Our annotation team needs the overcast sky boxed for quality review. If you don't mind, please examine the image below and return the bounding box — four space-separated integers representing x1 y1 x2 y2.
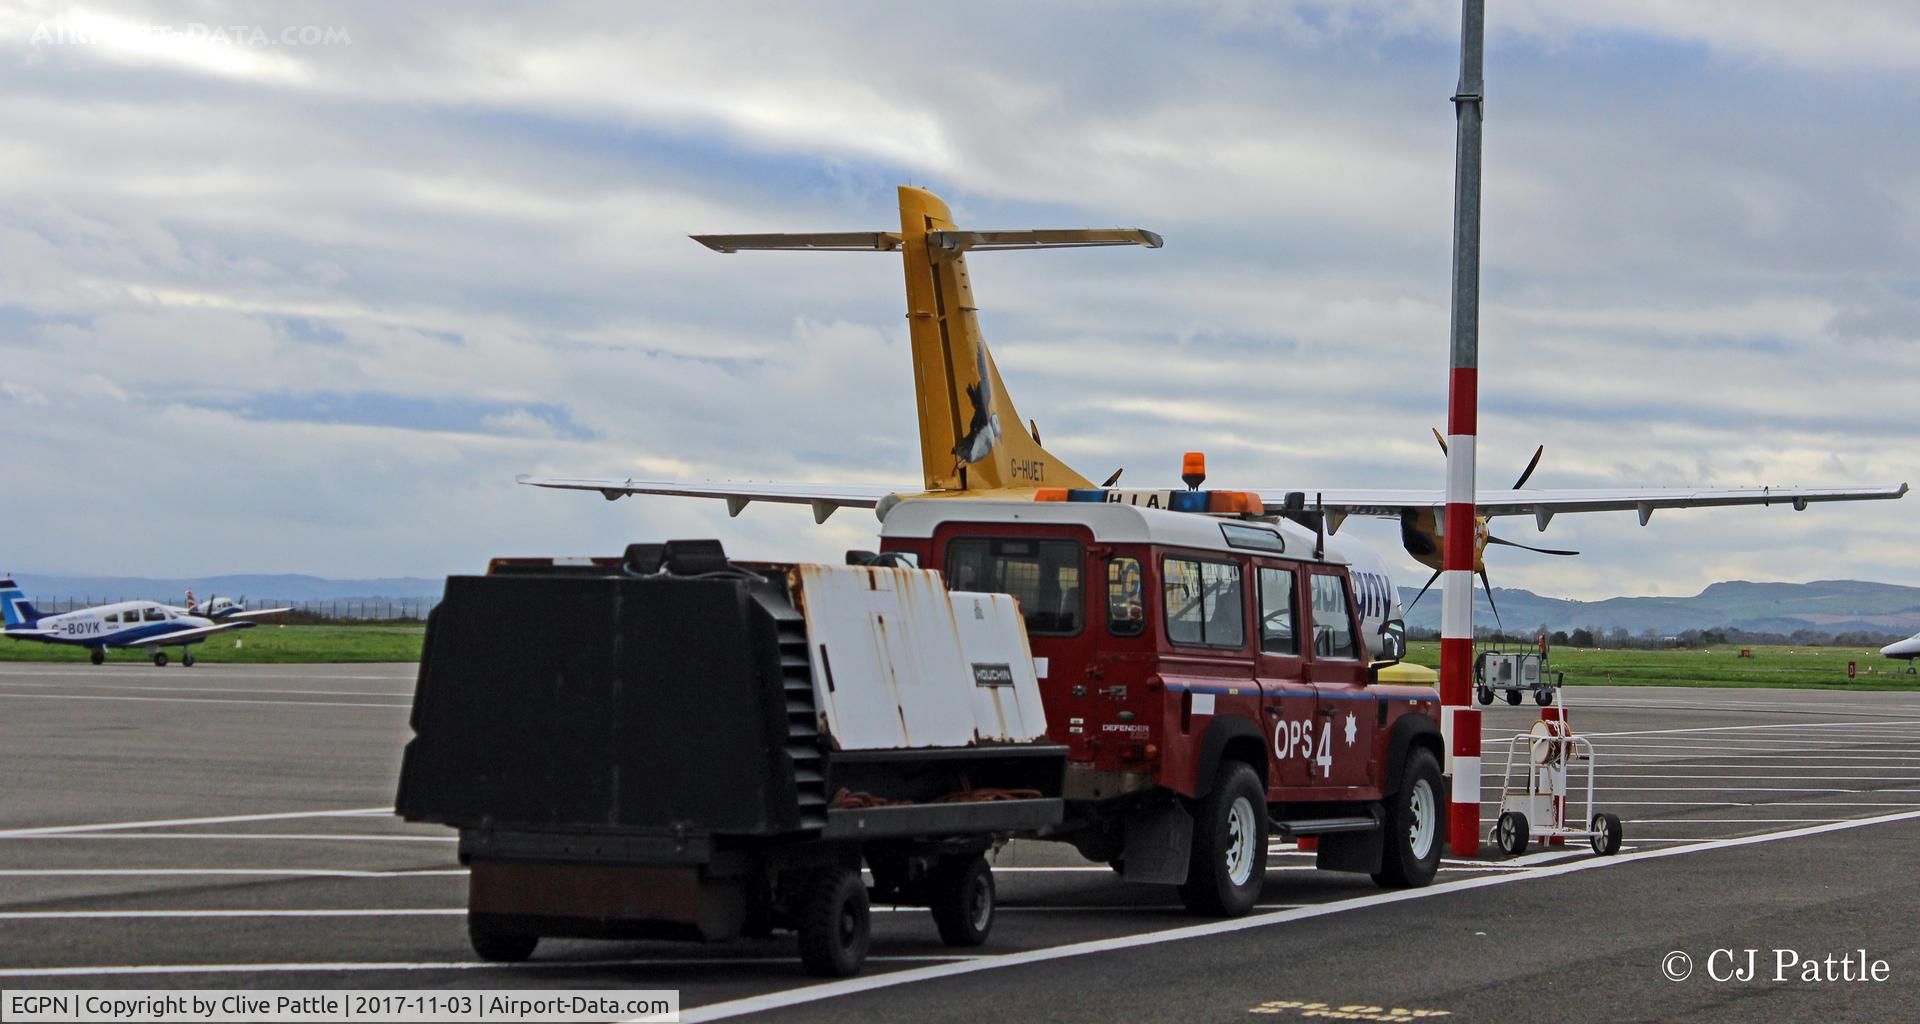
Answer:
1 1 1915 598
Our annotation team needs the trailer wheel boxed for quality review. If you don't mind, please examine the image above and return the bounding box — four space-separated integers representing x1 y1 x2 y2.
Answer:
1180 761 1267 917
796 867 870 977
1503 688 1523 706
1496 811 1529 856
1533 686 1552 706
467 915 537 963
1373 748 1443 888
1476 685 1495 706
928 854 995 947
1591 813 1623 856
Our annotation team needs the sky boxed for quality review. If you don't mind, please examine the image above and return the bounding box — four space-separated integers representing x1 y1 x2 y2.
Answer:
0 0 1915 599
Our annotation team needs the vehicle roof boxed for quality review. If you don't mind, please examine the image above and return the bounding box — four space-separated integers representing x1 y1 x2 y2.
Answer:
880 499 1347 566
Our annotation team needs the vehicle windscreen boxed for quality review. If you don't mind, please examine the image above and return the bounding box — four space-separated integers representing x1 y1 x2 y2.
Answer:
945 537 1084 635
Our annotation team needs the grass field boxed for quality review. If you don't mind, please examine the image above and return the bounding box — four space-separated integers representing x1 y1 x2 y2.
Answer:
0 624 424 664
1406 641 1920 691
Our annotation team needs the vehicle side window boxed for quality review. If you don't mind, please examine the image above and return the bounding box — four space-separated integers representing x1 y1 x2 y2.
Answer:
143 607 164 622
945 537 1083 635
1106 556 1145 637
1310 574 1358 659
1257 566 1297 656
1162 558 1244 649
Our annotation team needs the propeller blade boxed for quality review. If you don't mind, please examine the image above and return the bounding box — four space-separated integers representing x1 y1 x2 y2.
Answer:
1478 568 1503 630
1406 568 1443 611
1101 468 1124 487
1487 534 1580 556
1512 444 1545 489
1431 427 1448 455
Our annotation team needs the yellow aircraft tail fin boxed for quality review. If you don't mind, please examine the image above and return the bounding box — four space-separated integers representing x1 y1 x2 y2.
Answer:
694 186 1161 494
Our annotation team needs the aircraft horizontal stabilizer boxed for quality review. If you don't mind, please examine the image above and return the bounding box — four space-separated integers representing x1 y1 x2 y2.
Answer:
692 232 902 253
691 228 1162 256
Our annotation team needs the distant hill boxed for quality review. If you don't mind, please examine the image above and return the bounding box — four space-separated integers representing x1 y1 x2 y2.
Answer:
1400 579 1920 639
11 573 446 605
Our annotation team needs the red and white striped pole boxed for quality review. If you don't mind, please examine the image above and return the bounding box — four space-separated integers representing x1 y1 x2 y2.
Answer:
1441 0 1485 857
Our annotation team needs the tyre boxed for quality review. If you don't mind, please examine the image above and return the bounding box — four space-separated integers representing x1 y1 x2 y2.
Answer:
1496 811 1529 856
1476 685 1495 706
468 915 537 962
152 651 168 667
89 648 104 666
1503 688 1523 706
1372 748 1443 888
1533 686 1552 706
1179 761 1267 917
182 652 196 667
927 854 995 947
1591 813 1623 856
796 867 870 977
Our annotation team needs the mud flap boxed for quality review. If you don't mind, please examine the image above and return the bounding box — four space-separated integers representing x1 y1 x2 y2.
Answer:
1315 827 1384 875
1120 802 1193 885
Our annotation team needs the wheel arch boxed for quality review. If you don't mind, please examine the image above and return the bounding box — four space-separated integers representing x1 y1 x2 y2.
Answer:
1382 711 1444 796
1192 716 1269 798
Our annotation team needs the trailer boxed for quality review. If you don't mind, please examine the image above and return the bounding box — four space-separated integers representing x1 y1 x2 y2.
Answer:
395 540 1067 976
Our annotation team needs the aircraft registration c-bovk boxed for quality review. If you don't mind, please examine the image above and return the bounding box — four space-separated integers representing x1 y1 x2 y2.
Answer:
520 186 1908 614
0 577 287 666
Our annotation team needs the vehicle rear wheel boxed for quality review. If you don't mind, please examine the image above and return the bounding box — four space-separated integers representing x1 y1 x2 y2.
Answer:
1180 762 1267 917
1496 811 1530 856
1372 748 1443 888
468 914 538 962
927 854 994 947
89 648 104 666
1590 813 1623 856
151 651 168 667
796 866 870 977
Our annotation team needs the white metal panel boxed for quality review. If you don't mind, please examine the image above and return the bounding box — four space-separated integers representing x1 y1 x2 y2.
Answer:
795 565 1046 751
949 590 1049 744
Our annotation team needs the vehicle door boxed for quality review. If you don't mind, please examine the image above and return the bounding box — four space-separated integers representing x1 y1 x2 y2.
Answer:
1254 562 1317 795
1304 569 1378 793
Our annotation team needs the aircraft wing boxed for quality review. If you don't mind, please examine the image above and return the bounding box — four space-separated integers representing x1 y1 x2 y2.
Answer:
116 622 251 647
1255 484 1910 526
516 475 898 524
223 607 290 621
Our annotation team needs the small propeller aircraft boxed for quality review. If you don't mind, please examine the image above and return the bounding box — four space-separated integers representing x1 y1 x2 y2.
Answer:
520 186 1907 619
184 590 290 624
1 577 284 666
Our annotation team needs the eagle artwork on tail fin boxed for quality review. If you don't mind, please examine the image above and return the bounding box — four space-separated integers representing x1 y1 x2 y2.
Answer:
952 342 1002 468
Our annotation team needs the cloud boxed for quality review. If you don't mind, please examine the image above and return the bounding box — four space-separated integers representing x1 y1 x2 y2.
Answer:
0 2 1911 598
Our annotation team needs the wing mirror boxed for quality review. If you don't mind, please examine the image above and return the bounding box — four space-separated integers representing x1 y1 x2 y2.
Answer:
1369 619 1408 682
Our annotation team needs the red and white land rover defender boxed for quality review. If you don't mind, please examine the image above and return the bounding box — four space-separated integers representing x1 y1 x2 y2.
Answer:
878 499 1446 915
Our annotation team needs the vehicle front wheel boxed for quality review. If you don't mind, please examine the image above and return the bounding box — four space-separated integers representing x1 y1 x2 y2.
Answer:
796 866 870 977
1180 762 1267 917
182 652 195 667
89 648 104 666
1372 748 1444 888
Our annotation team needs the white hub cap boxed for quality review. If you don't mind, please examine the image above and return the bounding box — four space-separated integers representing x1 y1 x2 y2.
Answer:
1408 778 1436 860
1225 795 1258 886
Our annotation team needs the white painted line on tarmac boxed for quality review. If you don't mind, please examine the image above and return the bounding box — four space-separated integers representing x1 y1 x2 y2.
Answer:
674 809 1920 1022
0 681 412 697
0 808 391 838
0 693 408 709
0 832 453 844
0 908 465 920
0 955 985 978
1586 720 1920 738
0 868 465 878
